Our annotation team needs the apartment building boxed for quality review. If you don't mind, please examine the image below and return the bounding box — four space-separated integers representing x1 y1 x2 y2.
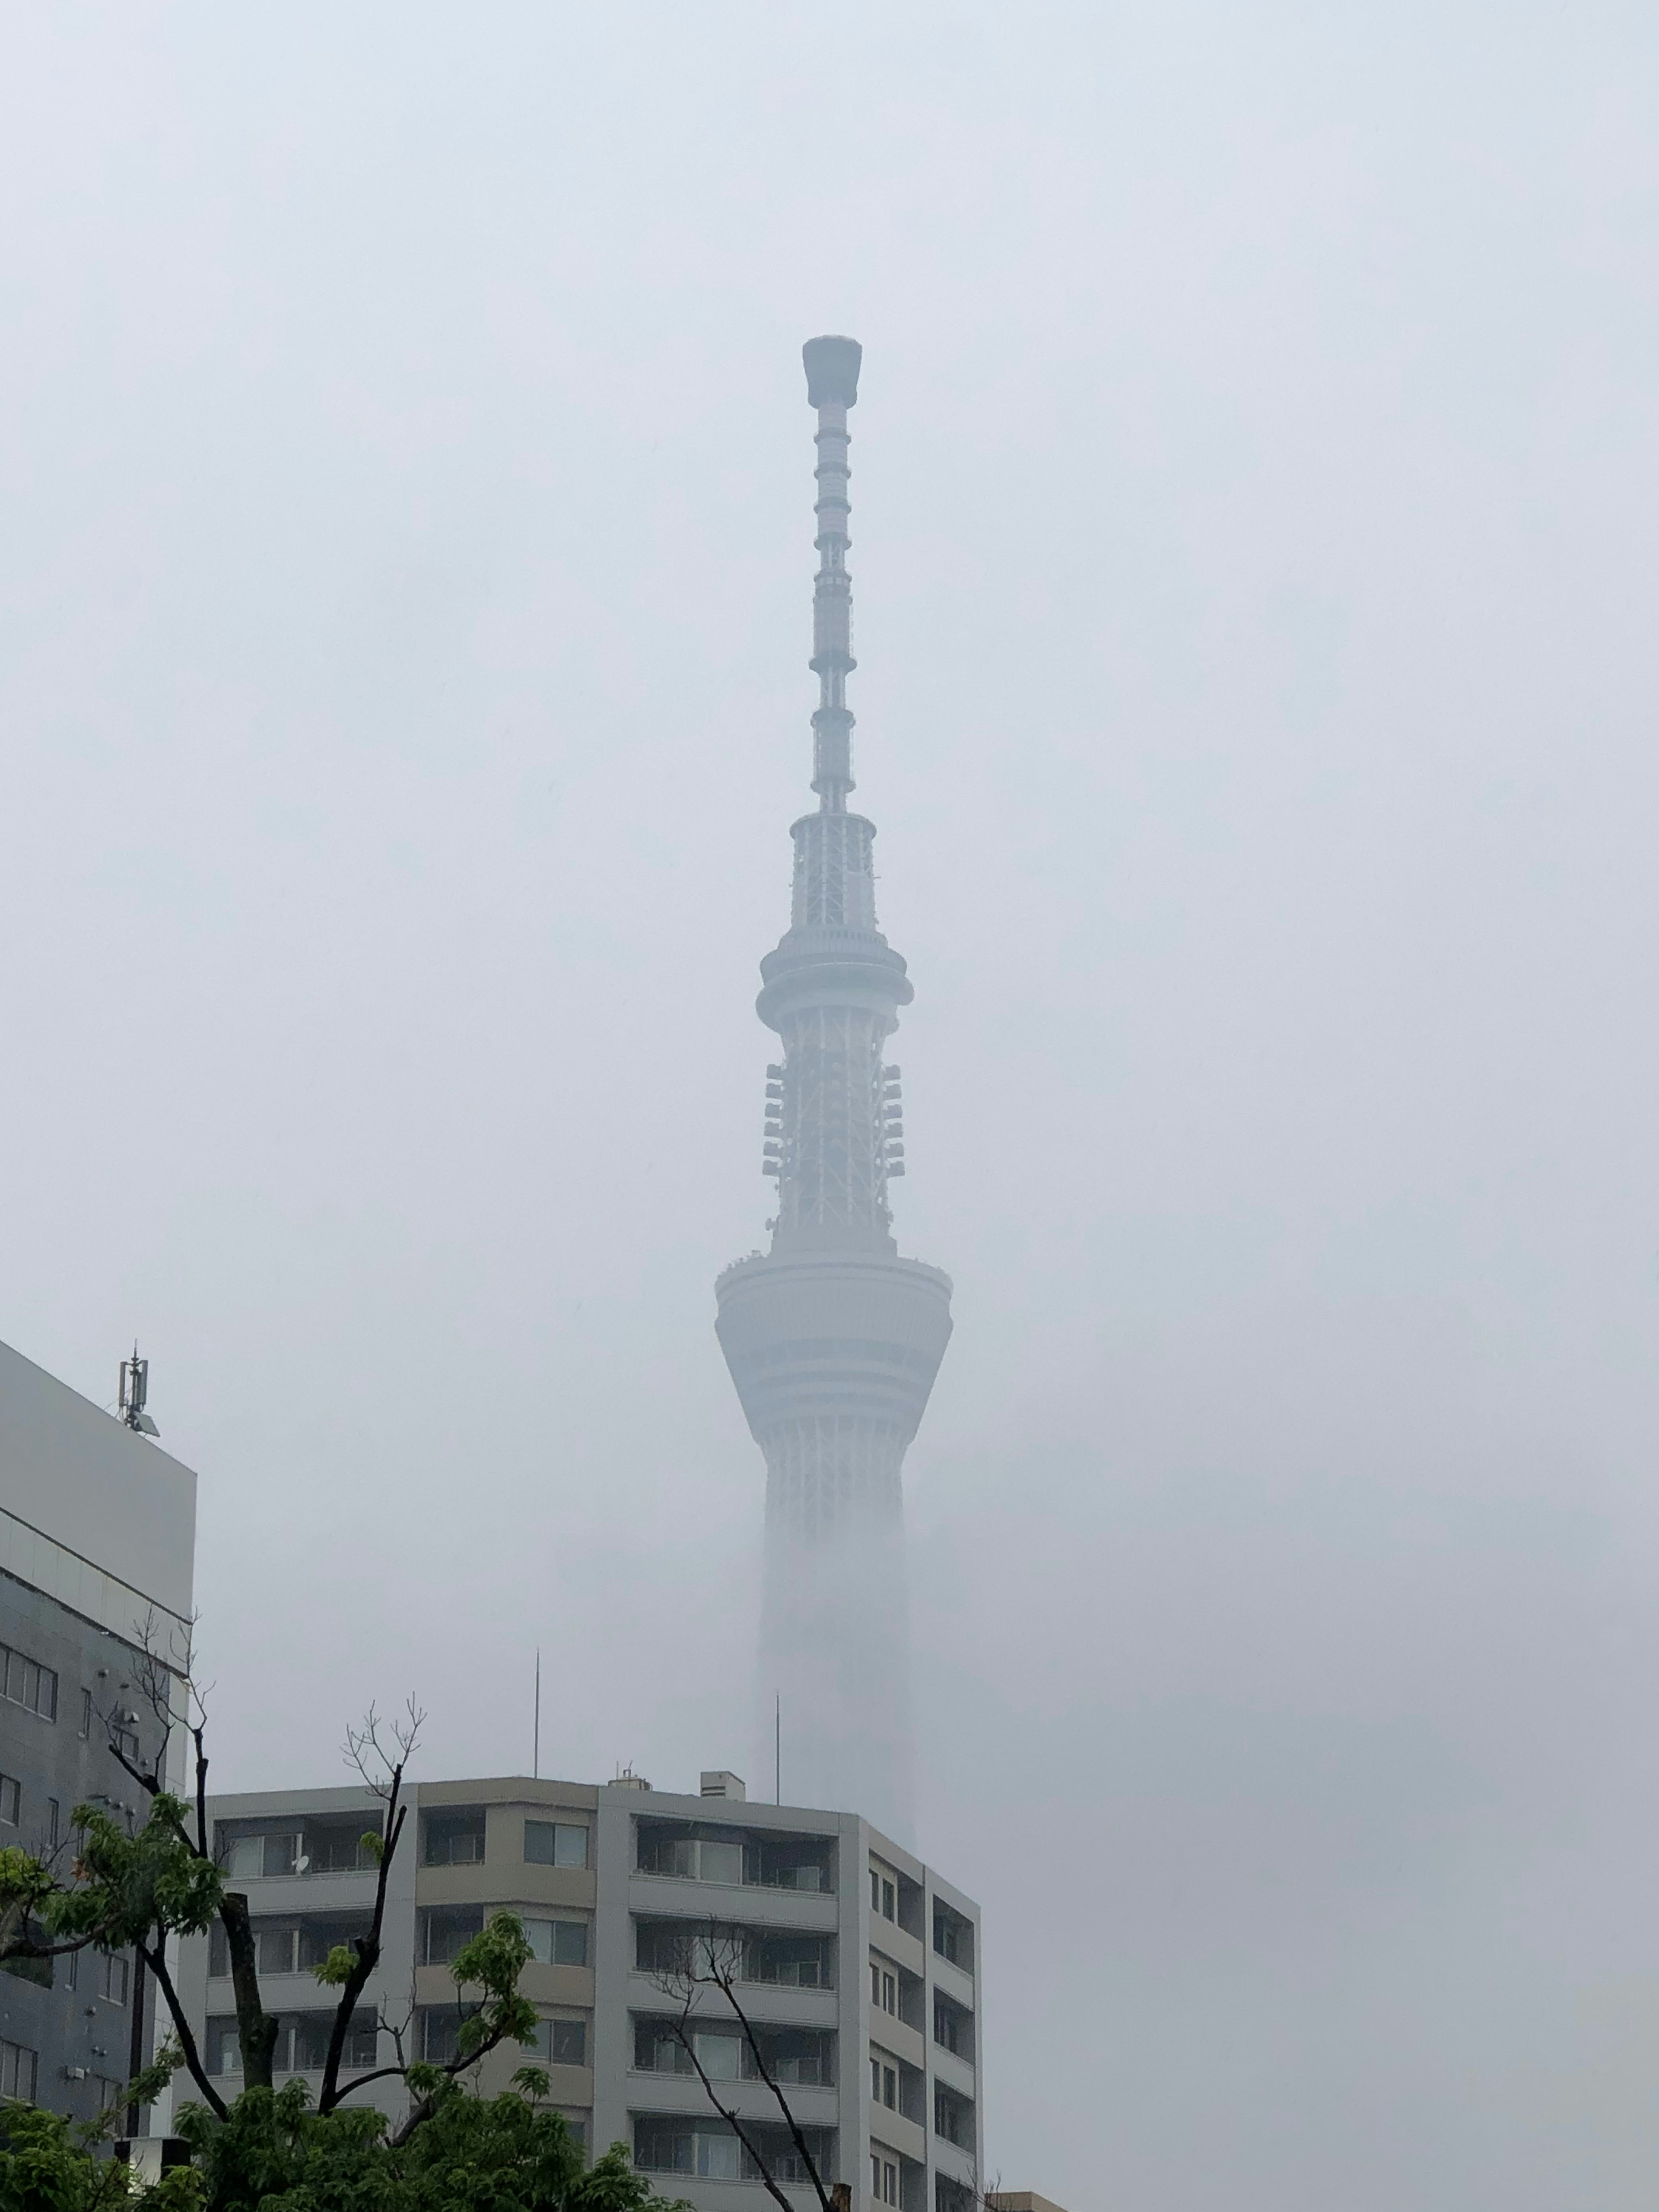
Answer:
176 1769 982 2212
0 1337 198 2123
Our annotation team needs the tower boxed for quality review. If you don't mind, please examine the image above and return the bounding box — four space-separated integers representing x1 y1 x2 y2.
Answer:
716 337 952 1843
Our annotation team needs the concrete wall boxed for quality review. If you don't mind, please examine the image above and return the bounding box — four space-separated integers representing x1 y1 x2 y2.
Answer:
0 1338 196 1623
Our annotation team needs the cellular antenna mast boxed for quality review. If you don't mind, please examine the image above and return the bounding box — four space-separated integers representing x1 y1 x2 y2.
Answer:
715 339 953 1842
118 1344 159 1439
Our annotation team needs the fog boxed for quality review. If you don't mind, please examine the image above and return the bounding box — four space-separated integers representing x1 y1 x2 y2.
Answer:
3 5 1658 2205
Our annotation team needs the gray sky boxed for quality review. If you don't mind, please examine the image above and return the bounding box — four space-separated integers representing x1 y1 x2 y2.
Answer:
3 4 1658 2204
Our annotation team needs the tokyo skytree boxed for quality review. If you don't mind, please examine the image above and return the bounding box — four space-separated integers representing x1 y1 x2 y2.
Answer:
716 337 953 1843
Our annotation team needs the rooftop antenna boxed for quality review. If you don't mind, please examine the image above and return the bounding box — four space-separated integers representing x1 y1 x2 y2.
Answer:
533 1648 541 1781
118 1344 159 1439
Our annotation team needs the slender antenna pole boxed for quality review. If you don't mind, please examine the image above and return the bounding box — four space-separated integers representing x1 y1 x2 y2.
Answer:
534 1649 541 1780
775 1693 781 1805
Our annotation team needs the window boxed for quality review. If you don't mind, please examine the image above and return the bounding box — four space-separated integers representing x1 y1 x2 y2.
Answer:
524 1820 588 1869
523 2017 587 2066
424 1809 487 1866
634 1920 832 1990
934 2086 973 2149
638 1824 830 1890
99 1951 129 2005
298 1915 372 1972
209 2011 375 2075
422 1906 484 1967
0 1776 19 1825
0 1645 57 1722
260 1926 299 1975
634 2117 741 2180
0 2037 38 2104
747 1930 832 1988
421 2008 464 2066
871 1962 896 2015
522 1915 588 1967
882 1879 896 1920
306 1821 381 1873
47 1800 59 1850
932 1904 973 1973
79 1689 92 1739
871 2156 898 2206
933 1996 973 2060
218 1830 300 1879
635 2020 830 2086
288 2012 377 2072
871 1869 880 1911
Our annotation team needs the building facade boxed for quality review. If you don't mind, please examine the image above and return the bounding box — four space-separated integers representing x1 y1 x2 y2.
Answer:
0 1337 197 2122
177 1769 982 2212
716 337 953 1846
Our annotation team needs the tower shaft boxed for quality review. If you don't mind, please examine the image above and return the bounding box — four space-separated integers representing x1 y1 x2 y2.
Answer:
716 339 952 1842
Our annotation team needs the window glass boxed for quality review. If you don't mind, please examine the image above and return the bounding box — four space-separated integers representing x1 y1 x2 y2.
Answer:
0 1776 18 1824
521 1916 589 1967
523 2016 587 2066
693 2031 740 2080
525 1820 588 1868
256 1926 297 1976
79 1689 92 1738
425 1811 486 1866
697 1838 742 1885
207 2018 242 2075
209 1926 229 1979
263 1834 299 1878
697 2131 740 2180
422 1906 484 1966
881 1879 896 1920
0 2037 38 2103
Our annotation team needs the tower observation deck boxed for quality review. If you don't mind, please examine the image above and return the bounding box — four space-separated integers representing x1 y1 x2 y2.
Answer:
716 337 952 1843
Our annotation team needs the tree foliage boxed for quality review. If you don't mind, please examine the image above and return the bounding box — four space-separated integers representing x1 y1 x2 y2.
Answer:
0 2075 691 2212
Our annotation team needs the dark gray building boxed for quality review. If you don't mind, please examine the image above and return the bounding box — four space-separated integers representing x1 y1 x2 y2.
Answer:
0 1338 197 2123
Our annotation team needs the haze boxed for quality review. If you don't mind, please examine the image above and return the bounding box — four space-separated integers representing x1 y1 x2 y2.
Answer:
3 6 1657 2207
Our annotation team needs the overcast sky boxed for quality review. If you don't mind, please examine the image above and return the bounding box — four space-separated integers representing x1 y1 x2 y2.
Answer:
4 4 1659 2205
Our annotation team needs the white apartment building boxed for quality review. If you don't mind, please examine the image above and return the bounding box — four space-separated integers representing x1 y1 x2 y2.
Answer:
176 1768 982 2212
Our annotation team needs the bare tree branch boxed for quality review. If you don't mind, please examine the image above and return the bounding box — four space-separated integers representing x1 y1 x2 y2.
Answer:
316 1703 421 2113
648 1920 833 2212
140 1936 226 2121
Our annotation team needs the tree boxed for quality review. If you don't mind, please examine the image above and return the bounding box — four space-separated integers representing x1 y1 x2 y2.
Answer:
649 1920 836 2212
0 1622 534 2137
0 2069 693 2212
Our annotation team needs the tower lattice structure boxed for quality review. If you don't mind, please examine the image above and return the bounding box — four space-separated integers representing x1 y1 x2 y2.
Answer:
716 337 952 1842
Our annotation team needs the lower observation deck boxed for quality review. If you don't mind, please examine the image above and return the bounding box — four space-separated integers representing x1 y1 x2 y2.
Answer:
715 1249 953 1445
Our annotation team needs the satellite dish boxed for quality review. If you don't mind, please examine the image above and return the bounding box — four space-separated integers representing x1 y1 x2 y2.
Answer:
294 1855 310 1875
